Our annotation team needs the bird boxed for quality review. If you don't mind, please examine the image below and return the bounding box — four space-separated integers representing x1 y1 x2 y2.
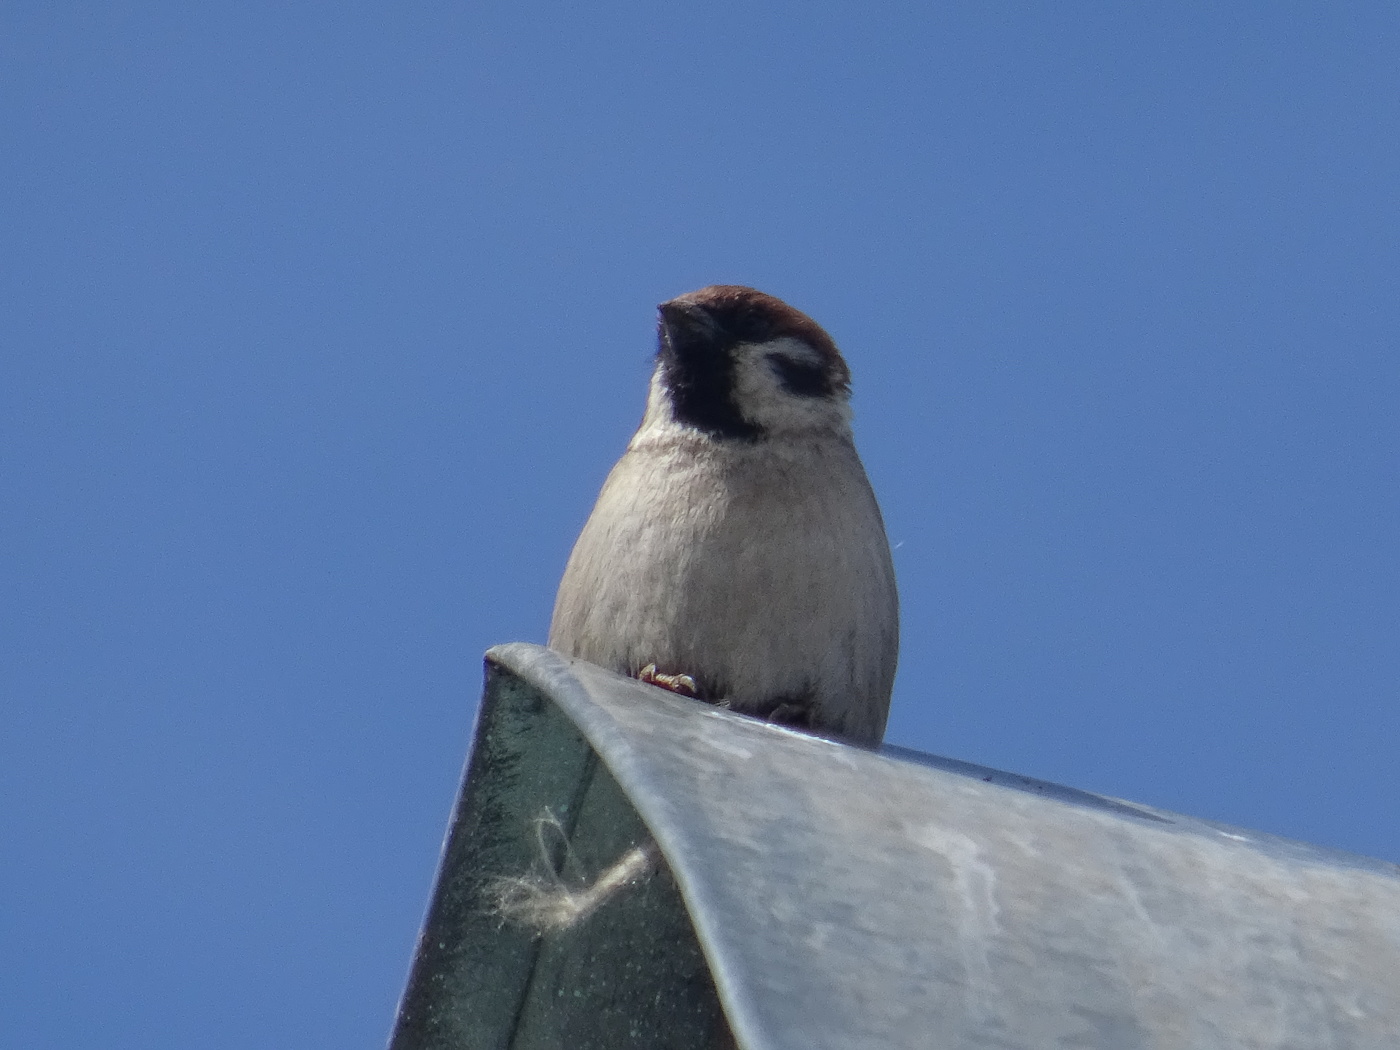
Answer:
548 285 898 746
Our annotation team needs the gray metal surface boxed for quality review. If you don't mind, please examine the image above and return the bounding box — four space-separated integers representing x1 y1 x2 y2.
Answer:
392 643 1400 1050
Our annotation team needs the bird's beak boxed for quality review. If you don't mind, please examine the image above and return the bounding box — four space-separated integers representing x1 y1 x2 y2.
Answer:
657 299 720 342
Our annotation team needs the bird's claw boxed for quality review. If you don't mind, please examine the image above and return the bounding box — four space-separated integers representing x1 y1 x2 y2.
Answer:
638 664 699 697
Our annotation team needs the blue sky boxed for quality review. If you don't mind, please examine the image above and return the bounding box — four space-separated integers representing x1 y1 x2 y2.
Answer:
3 2 1397 1046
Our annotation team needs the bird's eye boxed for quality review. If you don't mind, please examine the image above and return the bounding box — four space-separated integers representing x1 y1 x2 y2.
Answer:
767 354 830 397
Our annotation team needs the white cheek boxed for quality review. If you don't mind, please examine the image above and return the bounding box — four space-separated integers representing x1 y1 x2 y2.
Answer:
731 337 851 434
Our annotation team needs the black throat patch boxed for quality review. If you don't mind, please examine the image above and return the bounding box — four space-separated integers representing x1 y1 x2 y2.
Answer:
656 317 762 442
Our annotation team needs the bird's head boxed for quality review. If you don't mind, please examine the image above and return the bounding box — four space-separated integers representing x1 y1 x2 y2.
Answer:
647 285 853 441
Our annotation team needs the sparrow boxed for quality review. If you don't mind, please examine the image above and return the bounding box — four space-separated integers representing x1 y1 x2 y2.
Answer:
548 285 898 745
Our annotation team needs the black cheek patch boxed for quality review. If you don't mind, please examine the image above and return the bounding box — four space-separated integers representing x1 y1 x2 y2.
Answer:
768 354 832 398
658 329 763 441
667 375 762 441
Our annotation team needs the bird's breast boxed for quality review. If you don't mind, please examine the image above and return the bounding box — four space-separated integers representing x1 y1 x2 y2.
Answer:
548 433 897 742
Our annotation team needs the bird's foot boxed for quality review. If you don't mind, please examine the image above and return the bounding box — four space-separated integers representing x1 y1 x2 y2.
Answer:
766 701 813 728
638 664 699 697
